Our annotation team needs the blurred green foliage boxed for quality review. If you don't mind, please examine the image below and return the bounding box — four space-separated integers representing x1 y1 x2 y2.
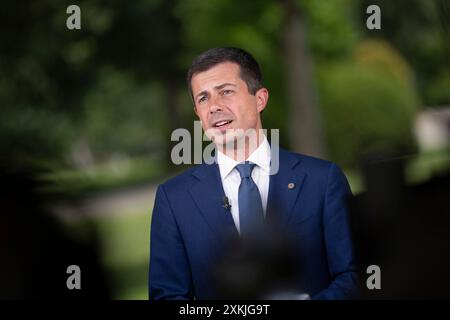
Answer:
318 39 419 168
358 0 450 106
93 210 150 299
302 0 360 58
2 0 448 175
82 67 165 157
41 155 165 197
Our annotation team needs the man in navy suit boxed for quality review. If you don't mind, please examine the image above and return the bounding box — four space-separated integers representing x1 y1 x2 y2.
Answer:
149 47 359 299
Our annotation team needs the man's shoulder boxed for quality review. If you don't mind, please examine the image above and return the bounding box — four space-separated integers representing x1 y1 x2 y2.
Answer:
279 148 337 173
280 149 350 193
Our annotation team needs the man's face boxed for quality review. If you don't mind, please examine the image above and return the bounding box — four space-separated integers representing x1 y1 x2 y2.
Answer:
191 62 268 146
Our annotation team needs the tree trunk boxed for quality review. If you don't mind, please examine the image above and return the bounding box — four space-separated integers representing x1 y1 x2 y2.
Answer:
282 0 326 158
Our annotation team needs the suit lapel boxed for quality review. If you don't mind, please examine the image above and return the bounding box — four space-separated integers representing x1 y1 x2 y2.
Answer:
266 149 306 229
188 163 239 241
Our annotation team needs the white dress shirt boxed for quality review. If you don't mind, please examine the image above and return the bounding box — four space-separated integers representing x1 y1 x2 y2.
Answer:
216 136 271 233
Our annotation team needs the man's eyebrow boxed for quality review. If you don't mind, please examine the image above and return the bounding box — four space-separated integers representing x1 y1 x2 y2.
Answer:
214 83 236 90
195 90 208 100
194 83 236 100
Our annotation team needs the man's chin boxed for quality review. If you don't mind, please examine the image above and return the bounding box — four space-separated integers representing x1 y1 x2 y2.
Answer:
205 127 229 140
210 132 236 147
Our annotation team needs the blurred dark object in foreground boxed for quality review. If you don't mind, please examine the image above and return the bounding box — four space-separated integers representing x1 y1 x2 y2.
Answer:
0 167 110 299
349 154 450 299
212 227 306 300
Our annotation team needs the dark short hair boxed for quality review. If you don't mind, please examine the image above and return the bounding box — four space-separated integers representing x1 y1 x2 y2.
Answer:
187 47 263 101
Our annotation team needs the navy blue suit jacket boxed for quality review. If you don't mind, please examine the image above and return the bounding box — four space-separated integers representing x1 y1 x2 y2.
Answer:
149 148 359 299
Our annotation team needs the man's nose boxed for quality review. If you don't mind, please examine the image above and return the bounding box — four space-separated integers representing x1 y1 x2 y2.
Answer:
209 95 223 114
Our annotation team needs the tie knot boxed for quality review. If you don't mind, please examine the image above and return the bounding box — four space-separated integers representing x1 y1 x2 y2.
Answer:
235 162 256 179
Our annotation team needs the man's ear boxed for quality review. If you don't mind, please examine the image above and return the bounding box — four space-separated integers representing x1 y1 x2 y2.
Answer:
256 88 269 113
193 105 199 117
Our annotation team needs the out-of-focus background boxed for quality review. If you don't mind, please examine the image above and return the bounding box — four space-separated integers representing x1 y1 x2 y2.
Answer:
1 0 449 299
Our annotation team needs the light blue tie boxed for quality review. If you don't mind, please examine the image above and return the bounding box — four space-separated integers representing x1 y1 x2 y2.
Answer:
235 162 264 238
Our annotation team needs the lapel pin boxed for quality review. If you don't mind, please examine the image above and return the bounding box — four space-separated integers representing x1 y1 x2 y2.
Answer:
222 196 232 210
288 182 295 189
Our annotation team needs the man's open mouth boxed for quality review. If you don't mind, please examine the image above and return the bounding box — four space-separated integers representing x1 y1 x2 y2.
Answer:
213 120 233 128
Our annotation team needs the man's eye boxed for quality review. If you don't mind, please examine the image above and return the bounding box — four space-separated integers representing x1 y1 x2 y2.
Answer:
198 96 207 104
222 90 233 95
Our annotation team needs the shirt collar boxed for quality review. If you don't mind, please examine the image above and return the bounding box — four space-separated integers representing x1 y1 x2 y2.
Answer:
217 135 271 180
247 135 271 174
